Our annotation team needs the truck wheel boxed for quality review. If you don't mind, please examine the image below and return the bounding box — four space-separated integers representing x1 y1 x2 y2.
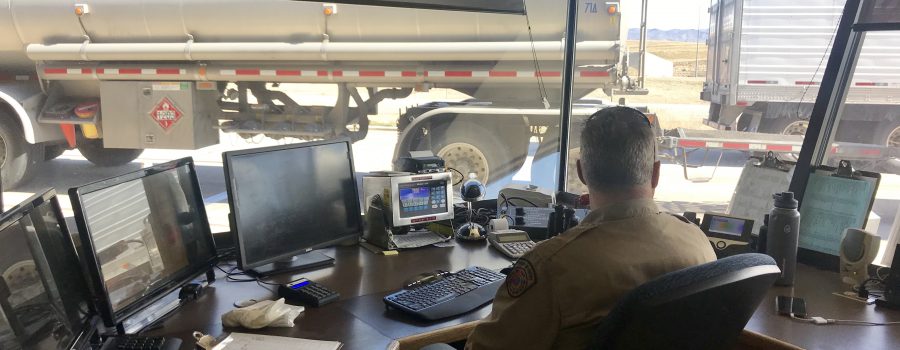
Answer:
0 118 38 189
43 144 67 160
77 137 143 167
873 120 900 148
760 118 808 137
432 123 526 187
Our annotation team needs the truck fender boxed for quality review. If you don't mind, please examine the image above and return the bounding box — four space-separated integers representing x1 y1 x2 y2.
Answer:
0 91 36 144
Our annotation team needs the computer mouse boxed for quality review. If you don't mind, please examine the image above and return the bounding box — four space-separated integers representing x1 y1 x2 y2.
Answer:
233 298 260 308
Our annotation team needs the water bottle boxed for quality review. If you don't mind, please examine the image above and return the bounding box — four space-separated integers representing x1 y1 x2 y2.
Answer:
767 192 801 286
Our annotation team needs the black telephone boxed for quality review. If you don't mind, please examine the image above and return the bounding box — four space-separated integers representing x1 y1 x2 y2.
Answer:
547 204 579 238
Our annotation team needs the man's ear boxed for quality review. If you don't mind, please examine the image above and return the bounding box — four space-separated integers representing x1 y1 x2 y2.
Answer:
651 161 661 189
577 159 587 185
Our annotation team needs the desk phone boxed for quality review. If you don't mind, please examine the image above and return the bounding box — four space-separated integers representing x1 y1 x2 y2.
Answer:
488 229 536 259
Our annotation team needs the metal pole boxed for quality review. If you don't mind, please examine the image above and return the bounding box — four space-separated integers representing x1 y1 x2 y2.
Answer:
557 0 579 193
638 0 648 88
695 5 701 77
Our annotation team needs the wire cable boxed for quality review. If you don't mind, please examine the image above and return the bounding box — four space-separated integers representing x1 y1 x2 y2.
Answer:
522 0 550 108
795 12 842 118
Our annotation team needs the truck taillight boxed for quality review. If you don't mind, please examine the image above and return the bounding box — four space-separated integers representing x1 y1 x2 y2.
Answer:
606 2 619 15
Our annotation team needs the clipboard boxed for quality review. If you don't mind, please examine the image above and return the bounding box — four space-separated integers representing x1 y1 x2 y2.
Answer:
797 160 881 267
727 152 794 228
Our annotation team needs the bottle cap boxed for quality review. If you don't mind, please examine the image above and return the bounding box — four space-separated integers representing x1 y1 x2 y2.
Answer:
773 192 798 209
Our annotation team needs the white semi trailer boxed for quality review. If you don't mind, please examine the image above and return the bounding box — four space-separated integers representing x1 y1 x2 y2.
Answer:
0 0 645 189
703 0 900 147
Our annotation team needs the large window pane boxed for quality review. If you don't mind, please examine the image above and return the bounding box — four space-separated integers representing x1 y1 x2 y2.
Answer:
2 1 566 231
566 0 826 227
820 30 900 266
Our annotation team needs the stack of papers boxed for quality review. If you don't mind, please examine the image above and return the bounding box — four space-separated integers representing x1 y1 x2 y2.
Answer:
212 332 342 350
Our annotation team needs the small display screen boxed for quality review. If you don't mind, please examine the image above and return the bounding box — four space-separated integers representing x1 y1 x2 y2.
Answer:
708 216 747 237
498 233 529 243
291 280 310 289
398 180 448 218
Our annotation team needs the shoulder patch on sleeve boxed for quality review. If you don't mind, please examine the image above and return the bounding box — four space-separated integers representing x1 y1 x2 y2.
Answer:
506 258 537 297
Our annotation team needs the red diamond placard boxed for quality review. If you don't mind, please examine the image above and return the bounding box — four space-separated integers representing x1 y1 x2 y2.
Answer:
149 97 182 131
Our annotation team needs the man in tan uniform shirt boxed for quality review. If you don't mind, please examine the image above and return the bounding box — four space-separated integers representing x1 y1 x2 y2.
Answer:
466 107 717 349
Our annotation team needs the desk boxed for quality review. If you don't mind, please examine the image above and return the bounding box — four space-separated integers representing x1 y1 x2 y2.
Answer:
745 264 900 350
146 242 513 349
146 243 900 350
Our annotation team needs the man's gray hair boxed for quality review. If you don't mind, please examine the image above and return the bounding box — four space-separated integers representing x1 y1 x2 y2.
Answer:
579 106 657 191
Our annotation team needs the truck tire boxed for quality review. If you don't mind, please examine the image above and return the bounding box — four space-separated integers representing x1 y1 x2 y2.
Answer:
873 120 900 148
759 117 808 137
43 144 66 160
0 117 38 189
77 137 143 167
432 122 527 187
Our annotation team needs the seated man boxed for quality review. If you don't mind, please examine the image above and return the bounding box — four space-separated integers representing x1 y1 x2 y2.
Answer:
466 107 716 349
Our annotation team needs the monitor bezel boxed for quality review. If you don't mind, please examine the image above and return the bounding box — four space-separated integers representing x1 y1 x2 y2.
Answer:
68 157 217 327
0 188 97 350
699 212 754 242
390 172 454 227
221 137 363 271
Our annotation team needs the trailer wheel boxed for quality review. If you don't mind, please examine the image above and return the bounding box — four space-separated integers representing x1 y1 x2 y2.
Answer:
873 120 900 148
0 117 38 189
77 137 143 167
43 144 67 160
432 123 527 187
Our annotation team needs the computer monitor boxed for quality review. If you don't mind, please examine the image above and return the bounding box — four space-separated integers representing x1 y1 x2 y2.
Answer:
0 189 95 350
69 158 217 327
222 138 362 277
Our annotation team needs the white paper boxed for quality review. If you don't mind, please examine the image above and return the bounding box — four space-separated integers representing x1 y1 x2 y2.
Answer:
212 332 342 350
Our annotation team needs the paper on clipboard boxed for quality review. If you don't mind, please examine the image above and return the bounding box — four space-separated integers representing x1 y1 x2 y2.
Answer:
798 170 877 256
212 332 342 350
727 160 792 225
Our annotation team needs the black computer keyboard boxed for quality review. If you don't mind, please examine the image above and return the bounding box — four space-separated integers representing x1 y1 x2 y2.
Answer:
384 266 506 320
99 335 182 350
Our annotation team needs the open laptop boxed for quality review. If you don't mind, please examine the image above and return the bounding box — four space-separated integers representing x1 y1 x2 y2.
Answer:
0 189 179 350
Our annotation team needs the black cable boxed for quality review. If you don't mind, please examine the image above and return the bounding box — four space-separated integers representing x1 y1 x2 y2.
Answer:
522 0 549 106
506 196 538 207
796 12 842 118
448 167 465 186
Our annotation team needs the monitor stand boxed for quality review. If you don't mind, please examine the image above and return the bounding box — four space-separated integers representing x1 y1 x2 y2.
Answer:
249 251 335 278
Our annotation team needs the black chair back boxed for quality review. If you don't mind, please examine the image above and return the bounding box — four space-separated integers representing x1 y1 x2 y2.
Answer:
591 253 780 350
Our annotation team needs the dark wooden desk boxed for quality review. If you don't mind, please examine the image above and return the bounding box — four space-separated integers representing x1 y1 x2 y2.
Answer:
148 243 900 350
147 241 513 350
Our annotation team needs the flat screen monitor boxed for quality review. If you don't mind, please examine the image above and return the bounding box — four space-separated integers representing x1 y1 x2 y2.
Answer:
69 158 217 326
0 190 94 350
222 138 362 277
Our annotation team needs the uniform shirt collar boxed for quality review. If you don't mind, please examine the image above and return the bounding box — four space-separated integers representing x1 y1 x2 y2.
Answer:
582 198 660 223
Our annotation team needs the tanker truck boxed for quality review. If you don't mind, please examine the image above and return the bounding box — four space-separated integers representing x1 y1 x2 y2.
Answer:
0 0 645 189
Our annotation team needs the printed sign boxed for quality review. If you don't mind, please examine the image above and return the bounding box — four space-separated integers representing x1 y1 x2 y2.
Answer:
149 97 183 131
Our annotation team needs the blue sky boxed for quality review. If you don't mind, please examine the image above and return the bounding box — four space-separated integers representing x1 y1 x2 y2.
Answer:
625 0 711 30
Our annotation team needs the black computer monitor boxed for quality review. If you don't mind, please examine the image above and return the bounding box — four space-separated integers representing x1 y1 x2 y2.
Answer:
0 189 95 350
222 138 362 277
69 158 217 327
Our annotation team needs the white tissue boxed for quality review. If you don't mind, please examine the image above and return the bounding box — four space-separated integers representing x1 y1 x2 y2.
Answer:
221 298 304 329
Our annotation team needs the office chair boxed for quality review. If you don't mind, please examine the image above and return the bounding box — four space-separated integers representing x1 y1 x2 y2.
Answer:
590 253 780 350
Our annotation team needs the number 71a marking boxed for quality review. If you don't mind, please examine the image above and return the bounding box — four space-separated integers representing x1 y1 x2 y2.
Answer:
585 2 598 13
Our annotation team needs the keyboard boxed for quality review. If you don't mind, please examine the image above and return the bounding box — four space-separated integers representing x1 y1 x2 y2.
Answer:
392 230 447 249
99 335 182 350
384 266 506 320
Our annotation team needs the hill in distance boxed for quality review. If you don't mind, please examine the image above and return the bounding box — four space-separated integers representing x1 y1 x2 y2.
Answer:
628 28 709 43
